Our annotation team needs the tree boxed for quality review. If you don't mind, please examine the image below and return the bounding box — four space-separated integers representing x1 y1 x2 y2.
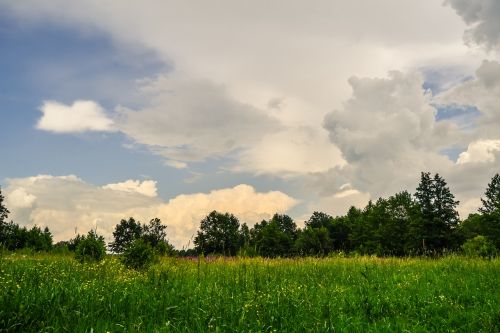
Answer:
295 227 331 256
122 238 157 270
413 172 459 253
379 191 416 256
0 186 10 249
250 214 298 257
109 217 143 253
194 211 241 255
0 186 9 225
75 230 106 263
462 235 497 258
479 174 500 214
143 218 166 247
305 212 333 229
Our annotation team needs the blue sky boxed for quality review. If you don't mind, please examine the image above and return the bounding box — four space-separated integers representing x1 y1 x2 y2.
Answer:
1 0 499 247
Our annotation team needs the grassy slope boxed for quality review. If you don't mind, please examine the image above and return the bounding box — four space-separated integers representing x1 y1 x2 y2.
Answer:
0 255 499 332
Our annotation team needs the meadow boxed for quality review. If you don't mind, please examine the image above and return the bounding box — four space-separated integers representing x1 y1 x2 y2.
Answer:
0 255 499 332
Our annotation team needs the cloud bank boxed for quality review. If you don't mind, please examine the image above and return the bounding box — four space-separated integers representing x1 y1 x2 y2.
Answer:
3 175 297 248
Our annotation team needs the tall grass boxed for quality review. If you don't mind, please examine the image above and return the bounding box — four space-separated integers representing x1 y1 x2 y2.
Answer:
0 254 499 332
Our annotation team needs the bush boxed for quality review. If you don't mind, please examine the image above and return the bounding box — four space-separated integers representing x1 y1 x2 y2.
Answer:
462 235 497 258
75 230 106 263
122 238 157 270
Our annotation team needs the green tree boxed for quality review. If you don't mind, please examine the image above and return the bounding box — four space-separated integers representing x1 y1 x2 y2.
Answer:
75 230 106 263
0 186 8 225
479 174 500 214
109 217 143 253
251 214 298 257
413 172 459 253
0 187 10 249
122 238 157 270
295 227 331 256
379 191 416 256
194 211 241 255
143 218 167 248
462 235 497 258
305 211 333 229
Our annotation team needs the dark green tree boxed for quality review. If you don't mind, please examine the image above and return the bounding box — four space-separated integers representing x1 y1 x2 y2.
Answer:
109 217 143 253
295 227 331 256
479 174 500 214
143 218 167 247
413 172 459 253
75 229 106 263
305 211 333 229
0 187 10 249
250 214 298 257
0 186 8 225
122 238 157 270
194 211 241 255
378 191 416 256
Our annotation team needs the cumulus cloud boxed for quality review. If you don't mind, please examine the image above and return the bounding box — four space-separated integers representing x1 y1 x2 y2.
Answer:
323 71 458 197
446 0 500 49
37 100 115 133
102 179 158 197
5 187 37 209
3 175 297 248
457 140 500 164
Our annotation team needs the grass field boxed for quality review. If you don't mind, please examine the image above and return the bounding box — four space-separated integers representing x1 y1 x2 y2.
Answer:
0 255 499 332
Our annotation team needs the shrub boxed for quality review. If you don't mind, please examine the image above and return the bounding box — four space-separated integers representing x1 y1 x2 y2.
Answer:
75 230 106 263
122 238 157 270
462 235 497 258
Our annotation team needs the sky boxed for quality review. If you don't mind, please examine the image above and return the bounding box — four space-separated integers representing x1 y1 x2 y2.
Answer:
1 0 500 248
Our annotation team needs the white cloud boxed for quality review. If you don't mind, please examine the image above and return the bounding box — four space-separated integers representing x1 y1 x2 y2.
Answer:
4 175 297 248
102 180 158 197
5 187 37 209
457 140 500 164
446 0 500 50
37 100 114 133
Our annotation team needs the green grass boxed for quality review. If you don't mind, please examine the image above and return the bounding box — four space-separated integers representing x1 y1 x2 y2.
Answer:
0 254 499 332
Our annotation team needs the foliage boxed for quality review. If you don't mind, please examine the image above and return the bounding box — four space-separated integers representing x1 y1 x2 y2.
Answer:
462 236 497 258
0 186 9 225
295 227 331 255
479 173 500 214
109 217 143 253
121 238 157 270
0 221 53 252
250 214 298 257
194 211 242 255
142 218 168 248
413 172 459 253
74 230 106 263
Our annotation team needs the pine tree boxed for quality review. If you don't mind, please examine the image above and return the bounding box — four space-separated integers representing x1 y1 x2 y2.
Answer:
479 174 500 214
413 172 459 253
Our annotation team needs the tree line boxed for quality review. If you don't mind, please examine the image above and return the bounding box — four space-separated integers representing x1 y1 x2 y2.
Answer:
1 172 499 258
